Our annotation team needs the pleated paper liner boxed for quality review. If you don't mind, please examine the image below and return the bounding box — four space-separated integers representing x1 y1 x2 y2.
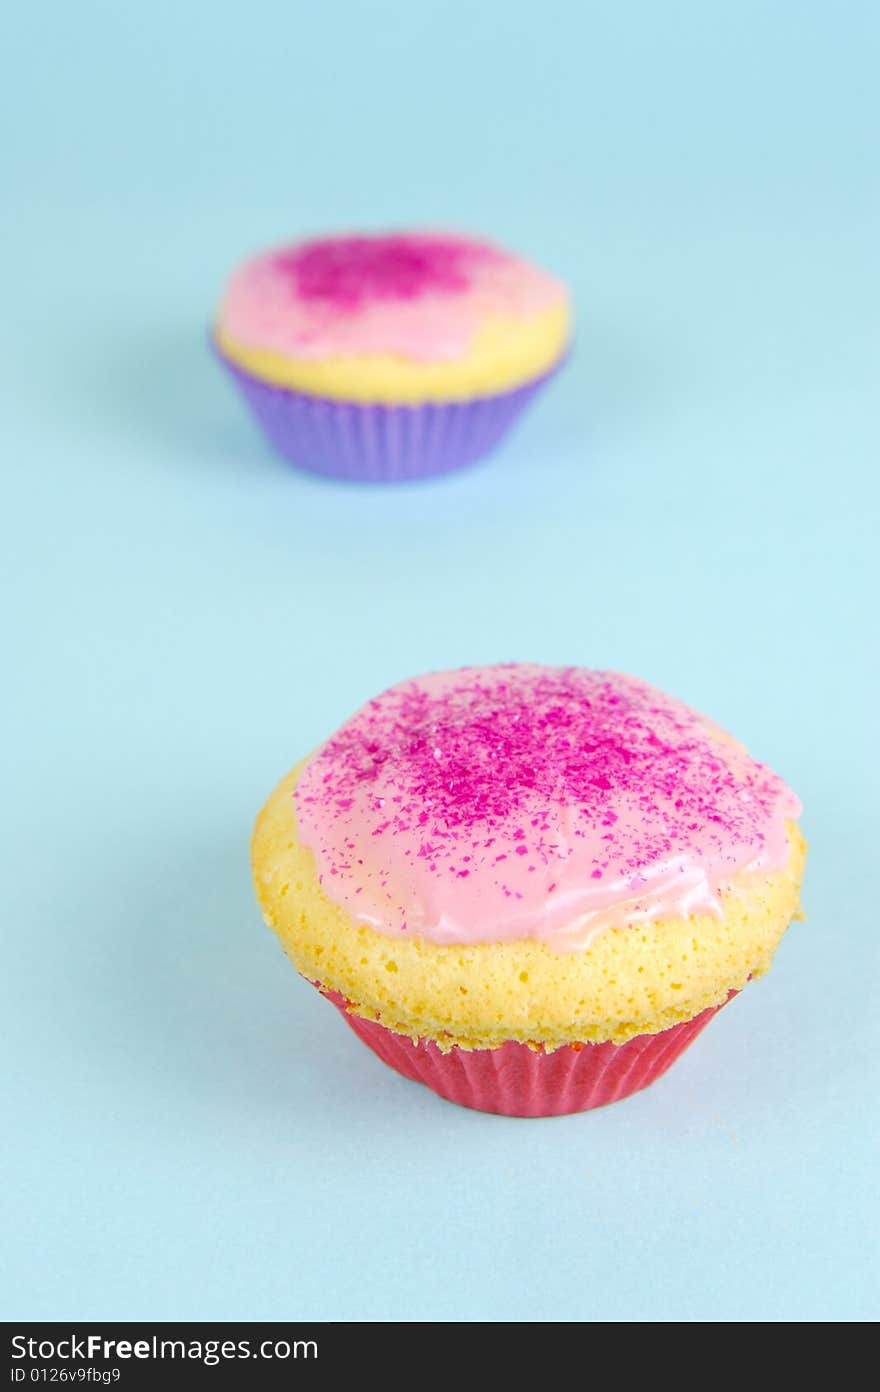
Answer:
322 987 735 1117
218 350 563 482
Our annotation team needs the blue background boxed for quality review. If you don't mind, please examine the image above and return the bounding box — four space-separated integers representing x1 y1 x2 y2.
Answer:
3 0 878 1322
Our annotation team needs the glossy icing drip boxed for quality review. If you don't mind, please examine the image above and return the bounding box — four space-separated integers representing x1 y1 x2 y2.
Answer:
294 665 801 950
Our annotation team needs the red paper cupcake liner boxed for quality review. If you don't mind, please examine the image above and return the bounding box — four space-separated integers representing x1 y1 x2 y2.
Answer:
322 988 733 1117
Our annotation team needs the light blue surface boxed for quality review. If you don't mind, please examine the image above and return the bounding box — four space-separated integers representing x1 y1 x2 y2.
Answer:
3 0 878 1323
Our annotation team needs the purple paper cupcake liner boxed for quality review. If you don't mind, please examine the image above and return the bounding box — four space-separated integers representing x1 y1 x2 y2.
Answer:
216 348 564 482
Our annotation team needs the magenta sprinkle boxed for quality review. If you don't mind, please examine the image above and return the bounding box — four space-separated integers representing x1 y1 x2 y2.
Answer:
274 234 496 310
293 665 801 950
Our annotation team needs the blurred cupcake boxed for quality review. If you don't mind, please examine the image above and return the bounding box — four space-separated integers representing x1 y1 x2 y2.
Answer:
215 231 570 481
252 665 805 1116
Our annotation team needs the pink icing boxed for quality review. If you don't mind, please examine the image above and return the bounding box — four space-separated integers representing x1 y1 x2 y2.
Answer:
293 666 801 952
218 232 567 361
279 235 486 308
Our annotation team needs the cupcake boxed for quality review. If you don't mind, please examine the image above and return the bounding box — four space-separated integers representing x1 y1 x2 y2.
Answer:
214 231 570 482
252 666 805 1116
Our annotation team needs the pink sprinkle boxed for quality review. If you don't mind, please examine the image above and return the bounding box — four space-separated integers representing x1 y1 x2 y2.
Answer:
292 664 801 949
275 233 495 310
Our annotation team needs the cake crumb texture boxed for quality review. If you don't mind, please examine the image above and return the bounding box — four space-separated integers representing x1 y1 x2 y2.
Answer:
253 764 806 1050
